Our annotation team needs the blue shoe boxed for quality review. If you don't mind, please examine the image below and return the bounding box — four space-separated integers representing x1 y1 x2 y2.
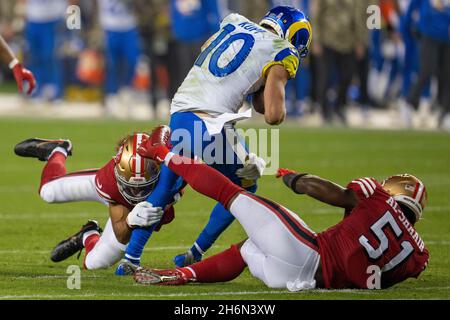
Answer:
173 250 202 268
115 259 139 276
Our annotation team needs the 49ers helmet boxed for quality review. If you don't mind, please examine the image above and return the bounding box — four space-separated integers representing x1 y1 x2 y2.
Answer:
381 174 427 223
114 132 162 205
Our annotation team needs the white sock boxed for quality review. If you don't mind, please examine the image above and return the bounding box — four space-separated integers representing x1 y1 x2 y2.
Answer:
49 147 68 159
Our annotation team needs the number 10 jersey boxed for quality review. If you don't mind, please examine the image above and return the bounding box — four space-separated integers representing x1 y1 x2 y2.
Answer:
170 13 300 116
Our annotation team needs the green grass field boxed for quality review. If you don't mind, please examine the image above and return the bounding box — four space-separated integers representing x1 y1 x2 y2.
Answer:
0 117 449 300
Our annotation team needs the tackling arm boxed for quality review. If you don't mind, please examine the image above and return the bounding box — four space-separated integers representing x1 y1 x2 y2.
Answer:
280 170 359 211
109 204 132 245
0 35 36 94
252 86 265 115
0 35 17 67
263 64 289 125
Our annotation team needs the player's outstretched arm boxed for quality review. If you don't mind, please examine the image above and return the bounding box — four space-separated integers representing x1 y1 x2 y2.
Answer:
263 65 289 125
277 169 359 210
0 35 36 95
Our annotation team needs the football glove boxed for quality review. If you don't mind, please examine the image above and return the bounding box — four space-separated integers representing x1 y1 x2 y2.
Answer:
10 59 36 95
127 202 164 228
137 136 171 164
236 153 266 180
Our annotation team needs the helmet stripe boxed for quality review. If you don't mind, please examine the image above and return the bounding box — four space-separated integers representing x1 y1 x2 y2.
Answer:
130 135 137 176
135 134 143 178
287 20 312 47
414 181 425 203
418 185 426 207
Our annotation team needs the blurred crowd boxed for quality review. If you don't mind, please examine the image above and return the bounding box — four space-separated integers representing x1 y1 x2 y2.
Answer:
0 0 449 128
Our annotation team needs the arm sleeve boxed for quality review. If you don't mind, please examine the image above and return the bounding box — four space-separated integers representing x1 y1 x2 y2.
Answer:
262 47 300 79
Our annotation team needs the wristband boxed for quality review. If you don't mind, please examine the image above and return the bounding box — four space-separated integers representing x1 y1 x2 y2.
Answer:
9 58 19 70
289 173 309 194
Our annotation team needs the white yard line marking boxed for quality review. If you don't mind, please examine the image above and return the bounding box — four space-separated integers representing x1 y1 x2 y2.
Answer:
1 287 450 300
0 291 286 300
12 275 107 280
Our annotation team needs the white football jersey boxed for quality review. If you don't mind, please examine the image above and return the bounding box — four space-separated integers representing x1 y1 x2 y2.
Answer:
26 0 67 23
171 14 300 117
98 0 137 32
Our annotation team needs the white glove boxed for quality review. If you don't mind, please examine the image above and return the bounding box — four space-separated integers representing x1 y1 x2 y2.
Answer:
127 202 164 228
236 153 267 180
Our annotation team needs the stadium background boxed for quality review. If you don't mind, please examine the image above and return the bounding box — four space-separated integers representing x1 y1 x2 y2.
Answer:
0 0 449 300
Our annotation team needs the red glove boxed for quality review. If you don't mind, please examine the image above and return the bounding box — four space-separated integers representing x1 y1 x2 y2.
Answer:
276 168 298 178
138 138 170 164
11 61 36 95
138 125 173 164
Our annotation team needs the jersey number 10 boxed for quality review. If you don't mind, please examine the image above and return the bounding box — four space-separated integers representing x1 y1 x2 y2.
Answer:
195 24 255 77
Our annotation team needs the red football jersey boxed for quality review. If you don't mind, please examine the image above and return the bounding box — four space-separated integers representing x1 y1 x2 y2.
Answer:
94 159 175 231
316 178 429 289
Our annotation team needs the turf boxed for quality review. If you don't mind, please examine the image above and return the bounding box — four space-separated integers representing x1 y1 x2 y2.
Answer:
0 117 449 300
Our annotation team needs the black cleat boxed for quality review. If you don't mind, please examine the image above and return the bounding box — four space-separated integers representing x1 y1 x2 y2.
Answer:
14 138 73 161
50 220 102 263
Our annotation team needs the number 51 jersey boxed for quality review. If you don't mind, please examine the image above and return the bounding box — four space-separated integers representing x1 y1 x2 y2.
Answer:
171 14 300 116
316 178 429 289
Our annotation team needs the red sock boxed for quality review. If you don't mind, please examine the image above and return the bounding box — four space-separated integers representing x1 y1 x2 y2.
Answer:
83 233 100 269
39 152 67 193
179 244 246 283
168 155 243 208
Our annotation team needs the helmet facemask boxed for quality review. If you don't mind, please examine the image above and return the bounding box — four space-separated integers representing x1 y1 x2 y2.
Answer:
114 164 160 205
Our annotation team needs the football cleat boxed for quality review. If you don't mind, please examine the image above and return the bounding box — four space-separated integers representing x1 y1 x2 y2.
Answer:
115 259 140 276
173 249 202 268
133 267 193 286
14 138 73 161
50 220 102 263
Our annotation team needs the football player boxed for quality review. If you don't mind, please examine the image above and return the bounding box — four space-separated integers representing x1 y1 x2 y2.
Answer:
14 126 178 270
133 140 429 290
0 35 36 95
120 6 313 274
